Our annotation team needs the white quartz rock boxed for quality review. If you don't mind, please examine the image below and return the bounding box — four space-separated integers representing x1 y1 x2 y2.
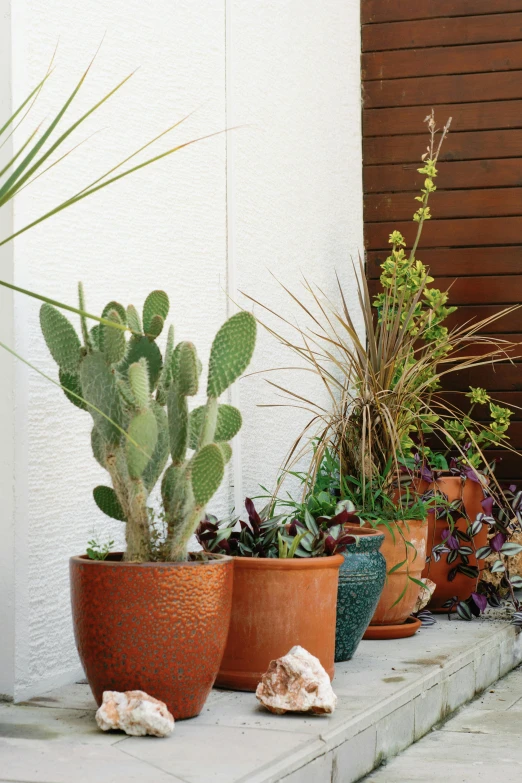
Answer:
256 645 337 715
95 690 174 737
414 578 437 613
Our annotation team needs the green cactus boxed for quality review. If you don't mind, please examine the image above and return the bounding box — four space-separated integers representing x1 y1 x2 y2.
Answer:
40 284 256 562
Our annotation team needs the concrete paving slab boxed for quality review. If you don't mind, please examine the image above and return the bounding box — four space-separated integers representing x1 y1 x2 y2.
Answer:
0 703 119 745
3 616 521 783
0 738 185 783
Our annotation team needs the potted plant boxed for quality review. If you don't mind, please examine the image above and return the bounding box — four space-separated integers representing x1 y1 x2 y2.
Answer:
245 111 520 630
39 284 256 719
196 493 356 691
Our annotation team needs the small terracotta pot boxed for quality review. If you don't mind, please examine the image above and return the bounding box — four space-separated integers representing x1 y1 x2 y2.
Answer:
366 519 428 629
215 554 343 691
422 476 486 611
70 552 233 720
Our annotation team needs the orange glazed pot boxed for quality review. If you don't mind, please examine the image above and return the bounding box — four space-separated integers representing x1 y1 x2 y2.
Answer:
215 554 343 691
422 476 486 612
366 519 428 631
70 552 233 720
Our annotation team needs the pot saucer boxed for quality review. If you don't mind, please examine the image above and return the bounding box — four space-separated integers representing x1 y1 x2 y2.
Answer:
362 615 421 640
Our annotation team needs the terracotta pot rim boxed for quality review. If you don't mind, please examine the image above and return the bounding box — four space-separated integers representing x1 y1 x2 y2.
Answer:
344 525 383 538
228 553 344 569
70 552 233 568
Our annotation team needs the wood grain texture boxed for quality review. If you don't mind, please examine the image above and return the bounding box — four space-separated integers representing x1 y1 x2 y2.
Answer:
365 189 522 222
364 102 522 137
365 216 522 249
364 131 522 165
363 41 522 81
364 70 522 109
364 159 522 193
361 0 522 25
367 247 522 278
367 273 522 304
362 13 522 52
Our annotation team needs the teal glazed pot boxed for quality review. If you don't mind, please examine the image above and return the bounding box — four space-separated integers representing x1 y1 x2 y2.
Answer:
335 526 386 662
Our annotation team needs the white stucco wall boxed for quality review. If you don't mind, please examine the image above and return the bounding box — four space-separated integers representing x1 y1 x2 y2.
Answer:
1 0 363 700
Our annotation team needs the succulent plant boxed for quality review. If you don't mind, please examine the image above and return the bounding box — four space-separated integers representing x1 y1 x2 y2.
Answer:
196 497 357 559
40 283 256 562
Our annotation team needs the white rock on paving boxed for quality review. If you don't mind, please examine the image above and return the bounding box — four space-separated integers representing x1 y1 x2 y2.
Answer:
414 578 437 612
96 690 174 737
256 645 337 715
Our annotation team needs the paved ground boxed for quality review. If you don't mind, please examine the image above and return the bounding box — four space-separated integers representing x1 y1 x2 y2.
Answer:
0 618 520 782
364 664 522 783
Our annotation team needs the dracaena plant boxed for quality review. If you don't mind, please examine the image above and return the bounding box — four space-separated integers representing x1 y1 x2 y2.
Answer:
40 284 256 562
196 496 356 559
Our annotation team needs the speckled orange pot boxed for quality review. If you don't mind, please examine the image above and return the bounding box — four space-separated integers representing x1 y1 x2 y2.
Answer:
70 553 233 720
215 554 343 691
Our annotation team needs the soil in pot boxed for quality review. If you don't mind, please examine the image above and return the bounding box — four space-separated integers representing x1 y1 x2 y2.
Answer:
215 553 343 691
422 476 486 612
363 518 428 637
335 526 386 662
70 552 233 720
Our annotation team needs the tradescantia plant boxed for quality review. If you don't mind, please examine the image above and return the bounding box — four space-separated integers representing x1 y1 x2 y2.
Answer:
196 496 356 558
40 284 256 562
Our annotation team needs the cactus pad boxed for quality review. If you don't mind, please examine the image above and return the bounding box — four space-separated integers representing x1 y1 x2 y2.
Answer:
217 442 232 464
40 304 82 374
167 384 189 464
126 304 142 335
80 352 123 442
59 368 86 410
128 359 150 410
188 403 242 449
102 309 127 365
142 403 169 491
176 342 199 396
143 290 169 334
191 443 225 506
119 336 163 389
126 408 159 478
207 311 256 398
102 300 127 325
93 485 126 521
146 314 165 341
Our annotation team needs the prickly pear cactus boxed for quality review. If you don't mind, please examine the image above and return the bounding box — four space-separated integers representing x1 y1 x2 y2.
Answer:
40 284 256 562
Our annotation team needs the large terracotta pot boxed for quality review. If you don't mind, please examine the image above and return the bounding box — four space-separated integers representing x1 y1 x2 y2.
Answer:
335 526 386 662
215 554 343 691
70 552 233 720
366 519 428 629
422 476 486 611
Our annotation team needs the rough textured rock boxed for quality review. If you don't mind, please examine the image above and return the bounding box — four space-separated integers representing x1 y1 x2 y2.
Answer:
256 646 337 715
483 531 522 591
414 578 437 612
95 690 174 737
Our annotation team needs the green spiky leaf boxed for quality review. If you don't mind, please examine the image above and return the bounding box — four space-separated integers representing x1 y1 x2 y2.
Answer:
102 309 127 365
167 383 188 464
188 404 242 449
40 303 82 373
191 443 225 506
207 311 256 398
142 403 170 491
89 324 101 349
157 325 175 405
126 304 142 335
93 485 126 521
80 352 123 442
118 336 162 390
128 358 150 409
101 300 127 325
143 290 169 334
59 368 86 410
126 408 158 478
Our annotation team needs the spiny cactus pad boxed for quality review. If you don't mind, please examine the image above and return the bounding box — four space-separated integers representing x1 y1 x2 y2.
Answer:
40 304 82 374
126 304 142 335
188 403 242 449
143 290 169 335
175 342 199 396
207 311 256 398
167 383 189 464
126 408 158 478
80 352 123 443
128 359 150 410
59 368 86 410
93 485 126 521
102 310 127 365
142 403 169 491
119 336 163 390
191 443 225 506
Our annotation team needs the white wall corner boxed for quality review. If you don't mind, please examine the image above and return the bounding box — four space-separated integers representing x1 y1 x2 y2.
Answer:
0 0 16 700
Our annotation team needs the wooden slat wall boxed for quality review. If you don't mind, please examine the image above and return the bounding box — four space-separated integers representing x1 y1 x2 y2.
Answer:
362 0 522 482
